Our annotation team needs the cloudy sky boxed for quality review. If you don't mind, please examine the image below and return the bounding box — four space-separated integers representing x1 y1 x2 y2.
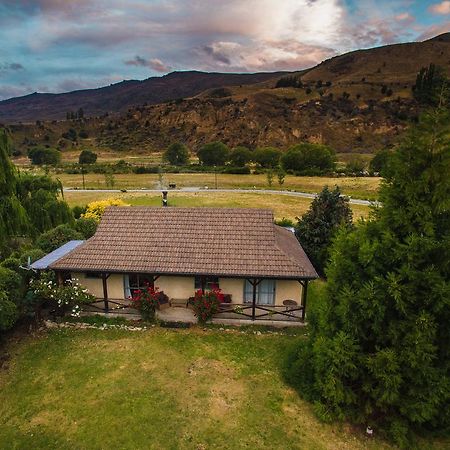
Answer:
0 0 449 100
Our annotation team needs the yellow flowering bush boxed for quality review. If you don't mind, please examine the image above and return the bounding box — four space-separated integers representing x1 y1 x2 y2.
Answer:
82 198 129 222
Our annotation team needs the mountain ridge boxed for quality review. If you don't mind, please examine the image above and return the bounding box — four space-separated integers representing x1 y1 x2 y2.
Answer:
0 71 289 123
4 33 450 154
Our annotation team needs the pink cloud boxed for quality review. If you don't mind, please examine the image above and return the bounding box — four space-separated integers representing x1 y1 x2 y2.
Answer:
124 56 171 72
395 12 415 24
429 1 450 15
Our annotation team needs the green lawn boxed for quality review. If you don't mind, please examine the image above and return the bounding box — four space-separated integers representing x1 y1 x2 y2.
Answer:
0 326 400 450
64 191 371 220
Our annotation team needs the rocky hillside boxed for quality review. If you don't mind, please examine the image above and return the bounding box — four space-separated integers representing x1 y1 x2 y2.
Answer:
5 33 450 154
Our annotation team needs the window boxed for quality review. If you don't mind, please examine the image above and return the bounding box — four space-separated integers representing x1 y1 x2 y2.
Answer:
194 276 219 291
244 279 276 305
85 272 101 279
124 273 155 298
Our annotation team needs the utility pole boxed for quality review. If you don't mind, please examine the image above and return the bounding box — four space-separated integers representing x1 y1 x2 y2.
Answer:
214 165 218 189
81 164 86 190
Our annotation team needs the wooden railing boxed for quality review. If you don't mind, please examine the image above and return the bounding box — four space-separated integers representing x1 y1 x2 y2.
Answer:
215 303 304 321
83 298 138 315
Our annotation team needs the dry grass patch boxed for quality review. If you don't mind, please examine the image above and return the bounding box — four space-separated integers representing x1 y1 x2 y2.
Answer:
55 172 380 200
64 191 371 220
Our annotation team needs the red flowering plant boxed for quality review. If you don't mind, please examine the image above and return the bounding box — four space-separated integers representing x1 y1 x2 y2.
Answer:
192 287 224 324
130 284 160 321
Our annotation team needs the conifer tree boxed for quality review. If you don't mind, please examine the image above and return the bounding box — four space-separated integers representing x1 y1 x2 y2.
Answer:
286 107 450 446
295 186 352 276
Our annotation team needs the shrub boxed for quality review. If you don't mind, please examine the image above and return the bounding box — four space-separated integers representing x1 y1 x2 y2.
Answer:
72 205 87 219
130 285 162 321
197 141 229 166
81 198 129 222
275 76 302 88
192 288 224 324
30 275 95 317
163 142 190 166
254 147 282 168
228 146 252 167
0 267 22 305
345 155 366 173
281 143 336 174
275 217 294 227
222 166 250 174
78 150 97 164
27 147 61 166
37 224 84 253
0 291 18 332
132 166 160 174
74 217 98 239
62 128 77 141
0 257 21 272
369 149 392 175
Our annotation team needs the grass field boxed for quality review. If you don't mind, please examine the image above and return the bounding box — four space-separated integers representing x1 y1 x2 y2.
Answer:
0 326 405 450
55 173 381 200
64 191 371 220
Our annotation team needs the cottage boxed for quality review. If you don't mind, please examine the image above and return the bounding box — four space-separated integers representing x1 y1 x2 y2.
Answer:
35 207 318 322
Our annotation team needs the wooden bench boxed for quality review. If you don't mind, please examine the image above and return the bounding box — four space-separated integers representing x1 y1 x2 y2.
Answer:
170 298 189 308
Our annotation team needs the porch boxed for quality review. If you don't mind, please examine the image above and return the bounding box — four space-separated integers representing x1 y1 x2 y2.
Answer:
80 291 307 327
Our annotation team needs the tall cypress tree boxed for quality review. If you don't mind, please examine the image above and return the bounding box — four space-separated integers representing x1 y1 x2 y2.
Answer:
286 107 450 446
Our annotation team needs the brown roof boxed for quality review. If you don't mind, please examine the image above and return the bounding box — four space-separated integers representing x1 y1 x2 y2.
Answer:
51 207 318 279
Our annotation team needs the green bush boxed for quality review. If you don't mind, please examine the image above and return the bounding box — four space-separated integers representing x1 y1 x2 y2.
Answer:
37 224 83 253
345 155 366 173
281 143 336 174
222 166 250 174
0 257 21 272
0 291 18 332
72 205 87 219
78 150 97 164
197 141 229 166
0 267 22 305
27 147 61 166
74 217 98 239
163 142 190 166
132 166 160 174
369 149 392 175
229 146 252 167
254 147 282 168
19 249 45 269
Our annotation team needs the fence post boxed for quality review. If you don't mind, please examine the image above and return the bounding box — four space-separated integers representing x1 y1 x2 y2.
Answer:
301 280 308 321
102 273 109 312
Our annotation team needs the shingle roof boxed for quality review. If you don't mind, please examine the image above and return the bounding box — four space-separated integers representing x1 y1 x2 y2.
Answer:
50 207 318 279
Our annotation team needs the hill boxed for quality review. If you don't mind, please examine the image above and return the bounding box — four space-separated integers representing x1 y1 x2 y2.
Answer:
4 34 450 154
0 71 286 124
